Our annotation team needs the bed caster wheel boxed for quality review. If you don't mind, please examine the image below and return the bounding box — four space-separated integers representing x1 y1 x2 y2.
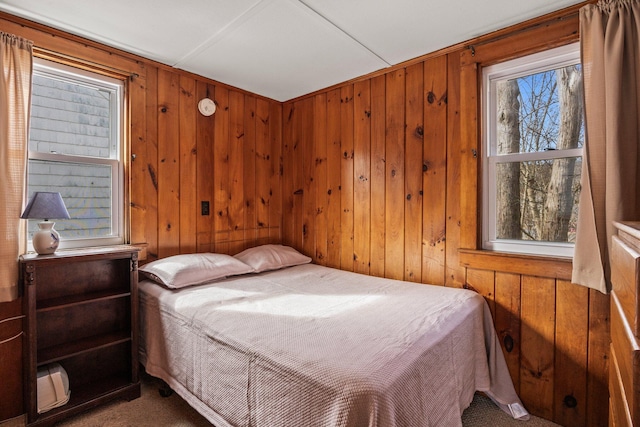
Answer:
158 381 173 397
159 388 173 398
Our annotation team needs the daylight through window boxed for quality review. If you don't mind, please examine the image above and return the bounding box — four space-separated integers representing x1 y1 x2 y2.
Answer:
26 58 125 249
482 43 583 257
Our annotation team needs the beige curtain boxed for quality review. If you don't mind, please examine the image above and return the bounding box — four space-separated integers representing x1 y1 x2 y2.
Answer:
0 32 32 302
572 0 640 294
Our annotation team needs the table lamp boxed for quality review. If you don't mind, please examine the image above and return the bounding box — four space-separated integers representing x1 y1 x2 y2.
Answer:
20 192 70 255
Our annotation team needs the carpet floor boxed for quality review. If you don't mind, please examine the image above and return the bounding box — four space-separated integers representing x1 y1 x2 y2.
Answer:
3 373 562 426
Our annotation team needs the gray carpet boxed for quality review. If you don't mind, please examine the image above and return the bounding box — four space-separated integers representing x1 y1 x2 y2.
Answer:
2 374 561 427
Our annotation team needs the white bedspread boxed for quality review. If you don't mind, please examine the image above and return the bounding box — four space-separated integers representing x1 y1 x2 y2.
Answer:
139 263 528 427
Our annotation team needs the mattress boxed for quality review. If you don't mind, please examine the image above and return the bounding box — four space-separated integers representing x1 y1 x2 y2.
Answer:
139 263 528 427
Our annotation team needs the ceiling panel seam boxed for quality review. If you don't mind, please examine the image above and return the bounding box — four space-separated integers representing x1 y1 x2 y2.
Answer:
296 0 392 67
172 0 272 68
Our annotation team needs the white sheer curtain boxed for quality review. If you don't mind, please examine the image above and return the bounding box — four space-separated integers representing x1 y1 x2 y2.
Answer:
572 0 640 293
0 32 33 301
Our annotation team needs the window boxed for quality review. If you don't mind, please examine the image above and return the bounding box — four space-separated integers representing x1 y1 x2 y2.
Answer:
482 43 584 257
26 58 125 249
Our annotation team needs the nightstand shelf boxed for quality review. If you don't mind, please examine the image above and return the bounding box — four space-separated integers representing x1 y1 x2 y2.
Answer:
38 330 132 365
25 375 139 427
21 245 141 427
36 289 131 312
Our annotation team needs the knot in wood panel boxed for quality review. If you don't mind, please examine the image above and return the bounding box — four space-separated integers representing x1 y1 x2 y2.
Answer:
563 395 578 408
503 334 514 353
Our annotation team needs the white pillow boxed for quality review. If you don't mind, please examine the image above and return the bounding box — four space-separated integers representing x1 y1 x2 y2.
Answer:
234 244 311 273
139 253 254 289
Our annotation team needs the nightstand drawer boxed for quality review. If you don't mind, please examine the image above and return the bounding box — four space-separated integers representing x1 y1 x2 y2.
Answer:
611 235 640 338
611 292 640 426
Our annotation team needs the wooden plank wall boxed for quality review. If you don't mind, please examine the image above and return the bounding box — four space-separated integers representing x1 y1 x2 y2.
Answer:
280 5 609 426
133 69 283 262
283 56 449 283
460 252 610 427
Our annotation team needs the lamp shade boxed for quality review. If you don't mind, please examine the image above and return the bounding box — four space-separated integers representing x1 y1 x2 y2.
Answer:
20 192 70 220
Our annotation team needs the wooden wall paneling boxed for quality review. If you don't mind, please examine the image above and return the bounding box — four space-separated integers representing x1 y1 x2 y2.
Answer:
586 288 611 427
228 90 246 254
461 252 608 426
353 80 371 275
554 280 589 427
445 53 464 287
213 87 231 253
268 102 282 244
326 89 342 268
0 14 146 81
253 98 268 244
143 68 159 261
340 86 355 271
244 95 258 248
494 272 521 393
291 99 308 251
370 75 386 278
157 69 181 258
195 82 215 253
422 55 448 286
129 72 148 257
520 275 556 420
178 75 197 254
404 62 424 282
282 102 296 247
460 250 573 280
288 100 303 250
459 11 581 68
384 69 406 280
314 93 329 264
465 268 496 318
458 60 479 251
302 97 316 257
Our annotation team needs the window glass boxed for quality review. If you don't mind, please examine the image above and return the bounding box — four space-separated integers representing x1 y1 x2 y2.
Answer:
483 43 583 257
26 59 124 249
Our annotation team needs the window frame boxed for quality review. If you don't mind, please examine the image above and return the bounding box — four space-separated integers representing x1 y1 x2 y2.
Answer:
27 57 126 251
482 42 582 258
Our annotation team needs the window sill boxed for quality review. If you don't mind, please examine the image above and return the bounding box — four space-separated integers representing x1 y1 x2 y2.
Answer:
458 249 572 281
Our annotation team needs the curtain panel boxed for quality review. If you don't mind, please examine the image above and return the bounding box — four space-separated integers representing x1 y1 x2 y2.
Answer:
0 32 32 302
572 0 640 293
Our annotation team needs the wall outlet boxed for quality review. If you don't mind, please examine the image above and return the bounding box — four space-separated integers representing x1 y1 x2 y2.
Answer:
201 201 210 216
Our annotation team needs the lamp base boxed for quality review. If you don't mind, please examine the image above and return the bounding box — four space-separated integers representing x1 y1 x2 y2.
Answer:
33 221 61 255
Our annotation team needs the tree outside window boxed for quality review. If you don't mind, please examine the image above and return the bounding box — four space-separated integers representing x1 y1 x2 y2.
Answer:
483 43 583 257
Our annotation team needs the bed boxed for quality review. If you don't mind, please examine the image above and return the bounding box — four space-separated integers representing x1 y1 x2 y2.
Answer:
138 245 529 427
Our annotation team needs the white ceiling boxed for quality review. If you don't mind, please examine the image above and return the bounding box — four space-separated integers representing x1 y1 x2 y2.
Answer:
0 0 584 101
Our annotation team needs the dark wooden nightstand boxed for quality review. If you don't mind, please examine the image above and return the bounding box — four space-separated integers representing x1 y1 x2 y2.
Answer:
20 245 141 426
